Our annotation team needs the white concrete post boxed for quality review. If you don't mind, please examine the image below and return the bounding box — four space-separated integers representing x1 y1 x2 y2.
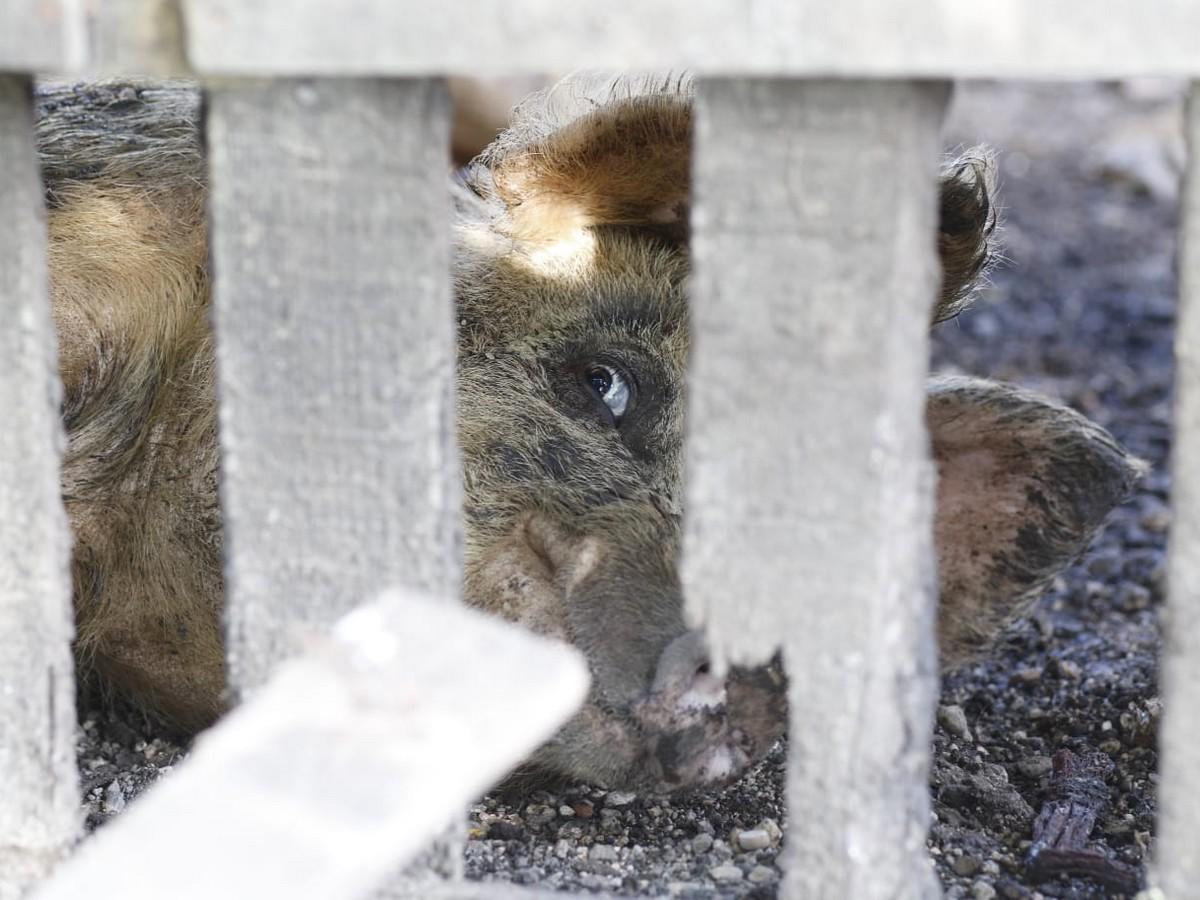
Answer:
204 78 460 693
30 590 589 900
684 79 946 899
92 0 189 75
0 76 80 899
1159 83 1200 897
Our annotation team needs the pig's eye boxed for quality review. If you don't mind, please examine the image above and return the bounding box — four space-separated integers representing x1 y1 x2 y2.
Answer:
585 364 631 425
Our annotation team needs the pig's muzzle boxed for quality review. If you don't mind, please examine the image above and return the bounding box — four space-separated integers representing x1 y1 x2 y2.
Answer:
631 631 787 791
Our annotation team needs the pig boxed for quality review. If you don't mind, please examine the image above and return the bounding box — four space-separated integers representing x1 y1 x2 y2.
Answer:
37 76 1143 793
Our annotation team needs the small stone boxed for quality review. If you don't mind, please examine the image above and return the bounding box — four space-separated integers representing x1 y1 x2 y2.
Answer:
555 838 571 859
709 864 744 883
938 704 973 741
691 832 714 854
1013 666 1043 685
972 881 997 900
572 799 595 818
733 828 771 852
758 817 783 845
1117 583 1152 612
559 805 576 817
1017 755 1053 779
102 780 126 815
1055 659 1083 680
1140 506 1171 534
486 821 524 841
606 790 636 807
953 854 982 876
748 865 777 884
589 843 619 863
524 804 555 827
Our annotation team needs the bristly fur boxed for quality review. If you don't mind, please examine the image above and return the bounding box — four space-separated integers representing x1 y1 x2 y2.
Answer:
935 149 1000 323
470 73 1000 324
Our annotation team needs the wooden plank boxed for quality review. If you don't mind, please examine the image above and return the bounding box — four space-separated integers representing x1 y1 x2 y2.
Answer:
181 0 1200 78
684 79 944 899
205 78 460 694
1158 83 1200 897
0 1 85 73
31 591 589 900
0 76 80 899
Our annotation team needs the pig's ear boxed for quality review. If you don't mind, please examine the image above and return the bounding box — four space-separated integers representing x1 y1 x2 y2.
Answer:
468 76 693 244
934 152 998 324
928 376 1146 666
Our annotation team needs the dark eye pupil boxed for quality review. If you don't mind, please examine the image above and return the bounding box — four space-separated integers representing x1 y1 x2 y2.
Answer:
587 368 612 397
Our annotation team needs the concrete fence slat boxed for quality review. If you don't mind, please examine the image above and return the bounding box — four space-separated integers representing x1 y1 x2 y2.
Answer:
91 0 189 75
0 1 86 73
205 78 460 694
179 0 1200 78
1159 83 1200 896
684 78 944 899
0 76 80 899
30 590 590 900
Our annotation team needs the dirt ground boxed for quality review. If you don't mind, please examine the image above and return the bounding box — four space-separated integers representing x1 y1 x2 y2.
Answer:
76 80 1183 898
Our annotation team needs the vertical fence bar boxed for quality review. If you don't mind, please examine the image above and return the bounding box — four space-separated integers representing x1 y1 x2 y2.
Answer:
93 0 189 75
204 78 460 694
684 79 946 899
0 76 80 899
1160 84 1200 897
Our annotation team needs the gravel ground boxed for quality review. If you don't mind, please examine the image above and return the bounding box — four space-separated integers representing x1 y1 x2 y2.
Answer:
76 80 1183 898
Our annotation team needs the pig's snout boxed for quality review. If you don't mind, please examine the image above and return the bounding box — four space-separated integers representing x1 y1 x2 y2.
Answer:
651 630 726 713
632 632 785 792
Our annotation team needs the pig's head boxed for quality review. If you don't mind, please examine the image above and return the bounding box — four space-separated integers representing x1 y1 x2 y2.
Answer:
452 77 1143 793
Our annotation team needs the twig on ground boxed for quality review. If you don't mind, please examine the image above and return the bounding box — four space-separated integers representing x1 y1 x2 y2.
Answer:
1025 748 1141 896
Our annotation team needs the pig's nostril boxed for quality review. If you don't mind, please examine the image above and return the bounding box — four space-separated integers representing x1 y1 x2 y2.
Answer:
696 661 711 677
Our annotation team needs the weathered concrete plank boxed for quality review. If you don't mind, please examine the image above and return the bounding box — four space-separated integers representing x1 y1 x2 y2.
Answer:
684 79 944 899
31 590 589 900
181 0 1200 78
92 0 189 75
0 76 80 899
205 78 460 693
1158 83 1200 897
0 1 86 73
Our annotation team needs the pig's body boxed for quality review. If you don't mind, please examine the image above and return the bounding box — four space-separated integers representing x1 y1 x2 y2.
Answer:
38 79 1142 792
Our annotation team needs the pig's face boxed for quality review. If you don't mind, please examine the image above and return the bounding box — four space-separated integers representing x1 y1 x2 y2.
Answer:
455 224 785 791
451 78 1142 792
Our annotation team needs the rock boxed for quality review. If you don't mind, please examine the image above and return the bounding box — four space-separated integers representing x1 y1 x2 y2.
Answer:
1053 658 1083 680
748 865 777 884
732 828 771 852
1016 755 1053 779
524 804 555 827
1117 583 1153 612
1140 505 1171 534
709 864 743 883
938 704 973 741
572 799 594 818
103 780 126 815
691 832 714 854
606 791 636 807
971 881 997 900
486 821 525 841
1013 667 1043 685
589 843 619 863
558 805 575 818
758 817 783 845
953 853 982 876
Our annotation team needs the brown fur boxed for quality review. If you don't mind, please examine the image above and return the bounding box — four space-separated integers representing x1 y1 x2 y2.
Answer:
40 77 1139 789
